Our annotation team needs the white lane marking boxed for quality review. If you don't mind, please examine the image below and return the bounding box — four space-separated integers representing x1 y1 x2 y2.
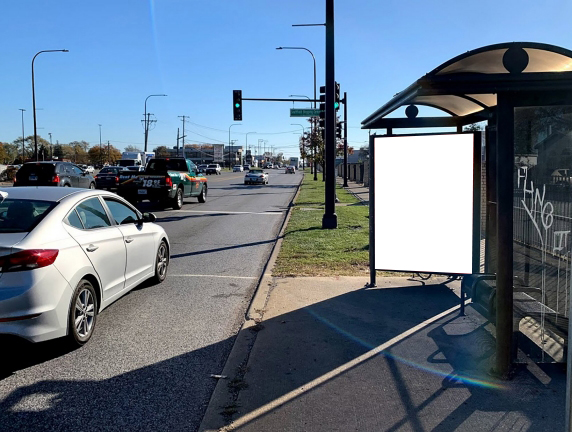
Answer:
163 210 283 215
226 303 463 429
169 274 257 280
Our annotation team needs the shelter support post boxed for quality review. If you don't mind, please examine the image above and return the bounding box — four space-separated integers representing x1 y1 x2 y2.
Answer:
485 123 498 274
494 93 515 378
368 134 376 287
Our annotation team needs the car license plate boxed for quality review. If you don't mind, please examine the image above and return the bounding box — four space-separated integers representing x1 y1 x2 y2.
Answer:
29 175 38 181
138 189 147 195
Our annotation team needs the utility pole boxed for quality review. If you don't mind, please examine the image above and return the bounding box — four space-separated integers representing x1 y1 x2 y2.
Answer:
19 109 26 163
48 132 52 160
98 124 102 166
177 128 180 156
322 0 337 229
178 115 189 154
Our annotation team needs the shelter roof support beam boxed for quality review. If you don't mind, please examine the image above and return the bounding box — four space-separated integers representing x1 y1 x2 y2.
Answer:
364 112 491 130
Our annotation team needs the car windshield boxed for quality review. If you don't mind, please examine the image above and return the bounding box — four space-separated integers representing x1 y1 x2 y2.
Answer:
146 159 188 173
208 165 217 168
0 199 57 233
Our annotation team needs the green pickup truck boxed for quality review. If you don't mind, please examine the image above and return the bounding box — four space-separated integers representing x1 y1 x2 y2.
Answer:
117 157 207 209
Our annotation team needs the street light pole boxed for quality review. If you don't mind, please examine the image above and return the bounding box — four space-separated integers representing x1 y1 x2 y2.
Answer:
144 94 167 152
19 109 25 163
277 46 317 180
229 123 241 170
32 49 68 161
98 124 102 166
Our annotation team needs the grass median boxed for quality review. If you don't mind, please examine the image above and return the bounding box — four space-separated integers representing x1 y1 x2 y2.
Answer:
273 170 370 276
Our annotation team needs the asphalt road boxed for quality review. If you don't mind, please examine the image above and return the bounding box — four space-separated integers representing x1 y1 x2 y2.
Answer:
0 168 302 431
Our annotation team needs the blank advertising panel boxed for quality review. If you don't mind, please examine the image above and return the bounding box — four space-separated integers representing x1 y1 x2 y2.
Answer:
374 133 474 274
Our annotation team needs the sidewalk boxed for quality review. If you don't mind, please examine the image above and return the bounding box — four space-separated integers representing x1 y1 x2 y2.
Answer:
199 180 566 432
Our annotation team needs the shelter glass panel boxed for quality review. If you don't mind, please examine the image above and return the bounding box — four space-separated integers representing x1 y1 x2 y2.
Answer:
513 105 572 363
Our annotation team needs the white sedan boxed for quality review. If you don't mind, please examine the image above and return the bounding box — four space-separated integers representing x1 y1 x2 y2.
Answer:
0 187 170 346
244 168 269 185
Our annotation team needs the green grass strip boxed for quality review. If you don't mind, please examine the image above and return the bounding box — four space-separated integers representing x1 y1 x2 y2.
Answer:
273 170 371 276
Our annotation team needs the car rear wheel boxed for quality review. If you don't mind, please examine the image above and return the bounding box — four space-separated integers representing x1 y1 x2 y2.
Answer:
89 182 95 189
172 187 183 210
198 185 207 203
68 279 97 346
152 240 169 284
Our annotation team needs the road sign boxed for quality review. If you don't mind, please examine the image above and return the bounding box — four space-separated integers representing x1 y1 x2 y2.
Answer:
290 108 321 117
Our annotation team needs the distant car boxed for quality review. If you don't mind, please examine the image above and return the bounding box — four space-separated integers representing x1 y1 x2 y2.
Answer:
197 164 208 173
85 165 95 174
206 164 221 175
94 166 124 191
245 168 269 185
0 186 169 345
15 162 96 189
285 166 296 174
243 165 250 171
233 165 243 172
265 163 273 169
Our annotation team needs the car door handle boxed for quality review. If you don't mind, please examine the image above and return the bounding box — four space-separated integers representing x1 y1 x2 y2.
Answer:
86 244 98 252
125 237 134 243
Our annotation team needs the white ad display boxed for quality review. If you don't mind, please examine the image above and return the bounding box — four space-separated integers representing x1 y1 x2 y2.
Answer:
213 144 224 162
374 133 474 274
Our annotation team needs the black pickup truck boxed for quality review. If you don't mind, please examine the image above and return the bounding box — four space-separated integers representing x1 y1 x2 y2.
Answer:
117 158 207 209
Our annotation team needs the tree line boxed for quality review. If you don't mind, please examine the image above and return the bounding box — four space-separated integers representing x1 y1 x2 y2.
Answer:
0 135 131 165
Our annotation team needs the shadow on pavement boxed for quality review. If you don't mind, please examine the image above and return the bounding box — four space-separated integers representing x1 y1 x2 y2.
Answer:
221 279 565 431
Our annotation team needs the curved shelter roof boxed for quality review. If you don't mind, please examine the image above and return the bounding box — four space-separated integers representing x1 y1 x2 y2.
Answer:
362 42 572 129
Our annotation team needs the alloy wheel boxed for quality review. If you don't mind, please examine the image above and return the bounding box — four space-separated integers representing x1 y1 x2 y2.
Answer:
74 285 95 338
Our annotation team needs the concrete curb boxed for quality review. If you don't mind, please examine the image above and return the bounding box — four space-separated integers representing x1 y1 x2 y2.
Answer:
198 174 304 432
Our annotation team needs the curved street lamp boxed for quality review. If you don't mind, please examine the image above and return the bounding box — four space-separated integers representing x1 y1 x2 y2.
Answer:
144 94 167 152
32 49 69 161
277 47 317 179
289 95 312 108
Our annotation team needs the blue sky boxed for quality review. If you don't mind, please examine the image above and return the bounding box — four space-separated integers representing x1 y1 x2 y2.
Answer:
1 0 571 159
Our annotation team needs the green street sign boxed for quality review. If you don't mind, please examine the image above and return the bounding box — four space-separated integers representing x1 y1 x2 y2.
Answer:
290 108 321 117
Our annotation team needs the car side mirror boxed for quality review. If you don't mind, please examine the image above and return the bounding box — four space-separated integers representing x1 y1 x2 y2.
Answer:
141 212 156 223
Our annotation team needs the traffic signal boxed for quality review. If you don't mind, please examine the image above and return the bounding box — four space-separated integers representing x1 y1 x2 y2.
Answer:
319 103 325 129
336 121 342 139
319 85 326 129
233 90 242 121
334 82 340 110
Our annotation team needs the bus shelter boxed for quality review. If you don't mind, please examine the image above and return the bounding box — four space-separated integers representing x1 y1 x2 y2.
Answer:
362 42 572 378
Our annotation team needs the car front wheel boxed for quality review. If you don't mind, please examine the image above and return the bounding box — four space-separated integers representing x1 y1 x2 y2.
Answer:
68 279 97 346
